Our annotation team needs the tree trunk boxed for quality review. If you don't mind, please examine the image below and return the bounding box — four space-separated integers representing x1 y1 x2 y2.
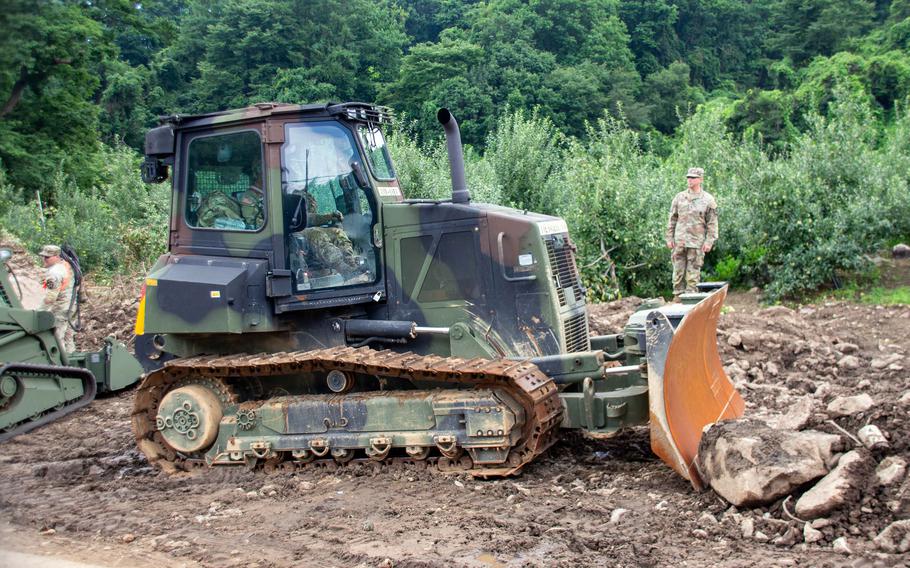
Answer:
0 66 29 118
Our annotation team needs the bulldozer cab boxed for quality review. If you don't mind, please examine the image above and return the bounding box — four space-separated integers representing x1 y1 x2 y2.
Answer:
144 103 397 312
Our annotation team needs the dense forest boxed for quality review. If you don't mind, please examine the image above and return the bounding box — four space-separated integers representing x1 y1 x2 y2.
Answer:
1 0 909 299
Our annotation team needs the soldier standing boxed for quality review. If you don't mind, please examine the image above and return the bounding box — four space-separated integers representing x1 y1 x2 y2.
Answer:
38 245 75 352
666 167 718 299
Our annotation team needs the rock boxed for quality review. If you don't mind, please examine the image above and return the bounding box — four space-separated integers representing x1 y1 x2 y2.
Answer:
825 394 874 417
740 331 761 351
727 332 743 348
836 342 859 354
795 450 872 519
773 526 801 548
803 523 823 544
810 518 832 529
892 478 910 516
876 456 907 486
836 355 861 370
832 537 852 555
765 361 780 377
773 397 814 431
121 534 136 543
900 391 910 405
754 531 769 542
362 520 374 532
873 519 910 553
871 353 903 370
298 481 314 491
40 528 56 536
88 465 104 477
697 419 842 507
741 517 755 539
857 424 889 450
610 508 629 524
692 529 709 539
759 306 795 318
698 512 718 530
893 243 910 258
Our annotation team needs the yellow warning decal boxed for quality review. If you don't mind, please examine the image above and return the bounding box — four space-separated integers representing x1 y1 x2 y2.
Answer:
145 278 158 286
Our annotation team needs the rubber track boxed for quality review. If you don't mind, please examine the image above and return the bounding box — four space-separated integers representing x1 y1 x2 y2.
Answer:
0 363 97 443
132 346 564 476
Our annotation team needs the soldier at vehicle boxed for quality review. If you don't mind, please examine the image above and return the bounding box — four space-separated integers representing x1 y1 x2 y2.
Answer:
195 180 264 230
666 167 718 299
38 244 75 352
292 190 362 280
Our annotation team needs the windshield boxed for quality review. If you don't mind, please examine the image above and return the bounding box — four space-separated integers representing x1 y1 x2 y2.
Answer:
281 121 379 293
357 124 396 180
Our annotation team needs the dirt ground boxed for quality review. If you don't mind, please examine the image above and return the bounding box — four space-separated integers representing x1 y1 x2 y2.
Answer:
1 245 908 567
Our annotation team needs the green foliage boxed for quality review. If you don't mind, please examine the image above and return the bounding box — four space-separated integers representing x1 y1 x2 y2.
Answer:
829 285 910 305
396 91 910 301
0 143 169 272
4 0 910 290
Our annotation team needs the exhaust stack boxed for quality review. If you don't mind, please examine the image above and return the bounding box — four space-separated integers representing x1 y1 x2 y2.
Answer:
436 108 471 204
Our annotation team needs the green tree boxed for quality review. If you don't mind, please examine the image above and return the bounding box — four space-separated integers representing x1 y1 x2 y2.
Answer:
641 61 705 134
0 0 109 195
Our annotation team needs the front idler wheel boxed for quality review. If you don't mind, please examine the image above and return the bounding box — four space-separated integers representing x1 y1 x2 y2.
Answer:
155 384 223 454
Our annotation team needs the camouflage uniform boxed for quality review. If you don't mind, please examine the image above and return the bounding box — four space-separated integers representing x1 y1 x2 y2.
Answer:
666 178 718 296
39 246 75 352
196 188 263 230
237 187 264 228
290 192 359 278
196 191 244 229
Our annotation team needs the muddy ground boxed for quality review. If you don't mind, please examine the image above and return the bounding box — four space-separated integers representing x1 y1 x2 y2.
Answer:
1 246 908 567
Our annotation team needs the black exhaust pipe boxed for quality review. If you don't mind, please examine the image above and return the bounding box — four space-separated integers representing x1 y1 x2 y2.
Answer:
436 108 471 204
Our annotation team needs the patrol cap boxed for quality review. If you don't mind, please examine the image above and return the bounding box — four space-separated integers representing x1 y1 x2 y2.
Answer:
686 167 705 178
38 245 61 257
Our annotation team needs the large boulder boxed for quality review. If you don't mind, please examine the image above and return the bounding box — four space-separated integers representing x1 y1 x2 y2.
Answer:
874 520 910 554
795 450 872 519
893 243 910 259
697 419 842 507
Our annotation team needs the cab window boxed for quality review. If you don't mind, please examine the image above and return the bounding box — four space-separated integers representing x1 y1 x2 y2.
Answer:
185 131 264 231
357 124 396 180
282 122 378 292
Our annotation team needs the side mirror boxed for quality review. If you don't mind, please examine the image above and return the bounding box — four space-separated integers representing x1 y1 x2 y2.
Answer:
142 158 169 184
0 249 11 263
351 160 369 189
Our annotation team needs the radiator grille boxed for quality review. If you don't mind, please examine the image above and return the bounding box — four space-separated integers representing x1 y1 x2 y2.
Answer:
545 235 583 307
563 312 590 353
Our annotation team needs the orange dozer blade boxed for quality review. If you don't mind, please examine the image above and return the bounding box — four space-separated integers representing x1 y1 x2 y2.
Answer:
646 286 745 490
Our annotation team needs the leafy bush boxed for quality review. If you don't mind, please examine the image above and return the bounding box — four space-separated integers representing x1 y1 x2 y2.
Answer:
393 96 910 302
1 142 168 272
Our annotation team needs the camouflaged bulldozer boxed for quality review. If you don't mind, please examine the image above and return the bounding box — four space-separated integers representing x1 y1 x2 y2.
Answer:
133 103 743 487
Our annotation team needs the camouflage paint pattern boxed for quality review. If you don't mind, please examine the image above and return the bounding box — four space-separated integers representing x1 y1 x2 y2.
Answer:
666 189 717 295
135 102 700 453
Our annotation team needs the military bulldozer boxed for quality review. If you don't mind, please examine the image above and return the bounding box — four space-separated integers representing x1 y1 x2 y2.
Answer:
0 249 144 441
134 103 743 487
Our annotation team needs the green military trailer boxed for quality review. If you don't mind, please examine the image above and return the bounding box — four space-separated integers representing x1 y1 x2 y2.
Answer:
134 103 743 487
0 249 144 441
